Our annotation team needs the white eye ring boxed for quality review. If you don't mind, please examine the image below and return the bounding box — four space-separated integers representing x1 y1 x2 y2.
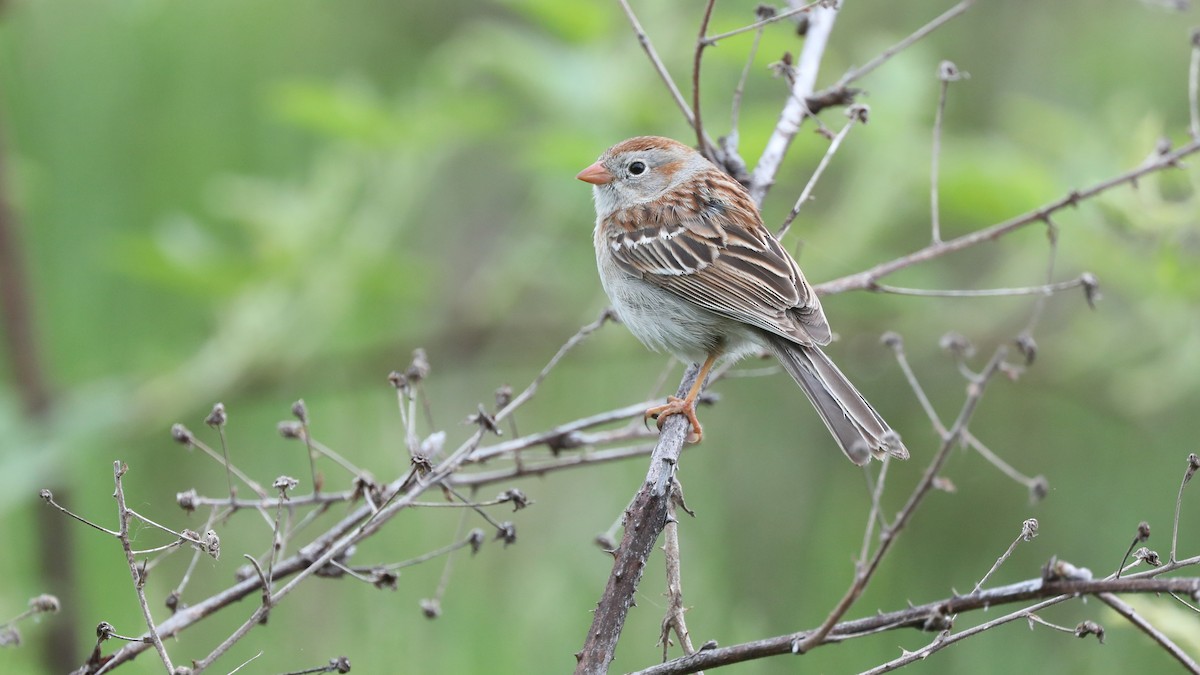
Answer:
628 161 647 176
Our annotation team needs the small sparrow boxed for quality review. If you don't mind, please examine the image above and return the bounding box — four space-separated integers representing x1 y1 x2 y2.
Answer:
577 136 907 465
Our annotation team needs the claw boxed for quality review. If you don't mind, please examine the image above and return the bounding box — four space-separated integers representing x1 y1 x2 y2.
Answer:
645 396 704 443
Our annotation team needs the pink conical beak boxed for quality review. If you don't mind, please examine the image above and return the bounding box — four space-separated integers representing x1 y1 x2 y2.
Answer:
576 161 614 185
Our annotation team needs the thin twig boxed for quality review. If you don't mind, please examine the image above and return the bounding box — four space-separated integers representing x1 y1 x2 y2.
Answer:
795 347 1008 653
857 456 891 570
658 484 698 663
817 138 1200 295
871 275 1090 298
776 106 865 240
496 309 613 420
692 0 718 160
972 519 1038 594
703 1 821 45
616 0 698 132
39 490 118 536
1098 592 1200 673
1172 453 1200 563
634 573 1200 674
930 61 965 243
749 1 839 205
833 0 975 90
963 431 1044 498
110 462 174 674
728 20 764 146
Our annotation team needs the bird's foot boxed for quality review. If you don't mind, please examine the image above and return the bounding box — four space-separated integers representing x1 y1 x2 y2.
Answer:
645 396 703 443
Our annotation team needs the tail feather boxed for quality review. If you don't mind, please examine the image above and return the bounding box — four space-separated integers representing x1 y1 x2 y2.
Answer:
765 337 908 465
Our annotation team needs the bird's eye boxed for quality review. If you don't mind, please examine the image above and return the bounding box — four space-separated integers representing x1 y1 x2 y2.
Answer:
628 160 647 176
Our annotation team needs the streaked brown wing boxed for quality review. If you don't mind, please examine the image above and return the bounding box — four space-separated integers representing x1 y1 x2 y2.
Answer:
605 204 831 347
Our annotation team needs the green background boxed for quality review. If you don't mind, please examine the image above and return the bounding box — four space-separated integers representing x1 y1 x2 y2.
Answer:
2 0 1199 673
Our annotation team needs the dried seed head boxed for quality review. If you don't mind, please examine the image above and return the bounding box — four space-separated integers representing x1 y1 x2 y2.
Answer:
170 424 194 447
29 594 60 614
407 348 431 382
1136 521 1151 543
204 530 221 560
371 569 398 591
939 331 975 359
879 331 903 350
497 488 530 511
96 621 115 640
938 60 966 82
1074 620 1105 644
420 598 441 619
1133 547 1161 567
466 405 502 436
1014 332 1037 366
1029 476 1049 504
1080 272 1101 309
277 421 303 439
1184 453 1200 486
274 475 299 496
494 384 513 410
468 528 486 554
495 522 518 546
330 656 351 674
38 489 53 503
176 489 197 513
1021 518 1039 542
387 370 406 389
291 399 308 424
204 403 227 428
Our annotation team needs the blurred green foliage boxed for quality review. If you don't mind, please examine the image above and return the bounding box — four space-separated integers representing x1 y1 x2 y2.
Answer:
1 0 1199 673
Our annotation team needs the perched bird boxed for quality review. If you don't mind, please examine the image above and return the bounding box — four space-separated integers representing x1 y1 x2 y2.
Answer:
577 136 907 465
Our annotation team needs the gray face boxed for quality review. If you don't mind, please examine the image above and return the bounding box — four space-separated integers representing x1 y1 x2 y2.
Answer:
591 146 696 216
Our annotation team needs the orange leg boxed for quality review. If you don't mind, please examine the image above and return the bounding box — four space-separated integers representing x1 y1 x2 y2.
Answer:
645 352 719 443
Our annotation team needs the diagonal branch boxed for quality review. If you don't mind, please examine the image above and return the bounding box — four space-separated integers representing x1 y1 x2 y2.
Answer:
749 1 839 205
574 366 702 675
815 137 1200 296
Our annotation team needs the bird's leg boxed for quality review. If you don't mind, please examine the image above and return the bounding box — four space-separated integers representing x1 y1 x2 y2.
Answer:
645 352 718 443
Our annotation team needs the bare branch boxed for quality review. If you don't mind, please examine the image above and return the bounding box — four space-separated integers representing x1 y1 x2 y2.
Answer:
749 2 838 205
930 60 966 243
776 105 866 240
1173 453 1200 563
658 487 698 662
616 0 714 153
575 365 702 674
817 138 1200 296
635 574 1200 674
703 1 821 46
972 518 1038 594
110 462 174 673
1098 592 1200 673
870 274 1094 298
692 0 718 160
834 0 975 91
793 347 1008 653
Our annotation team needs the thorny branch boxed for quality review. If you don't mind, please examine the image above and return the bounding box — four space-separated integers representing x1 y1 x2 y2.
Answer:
636 571 1200 675
817 137 1200 296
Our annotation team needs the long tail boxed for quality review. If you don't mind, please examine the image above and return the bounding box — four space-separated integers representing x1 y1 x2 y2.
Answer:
765 337 908 465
